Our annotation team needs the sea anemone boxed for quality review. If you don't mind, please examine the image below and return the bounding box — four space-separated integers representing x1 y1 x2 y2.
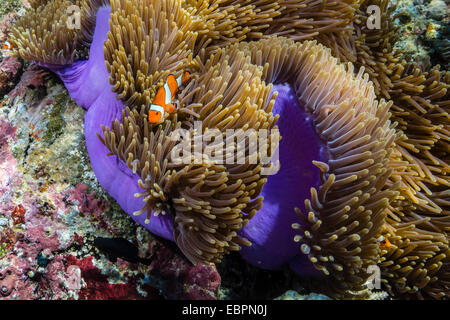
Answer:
8 0 449 299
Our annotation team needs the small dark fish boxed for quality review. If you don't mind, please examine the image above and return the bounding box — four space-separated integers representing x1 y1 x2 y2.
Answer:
93 237 152 265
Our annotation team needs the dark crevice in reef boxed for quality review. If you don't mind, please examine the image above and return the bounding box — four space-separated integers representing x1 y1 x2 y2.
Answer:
0 57 24 97
217 252 330 300
429 25 450 70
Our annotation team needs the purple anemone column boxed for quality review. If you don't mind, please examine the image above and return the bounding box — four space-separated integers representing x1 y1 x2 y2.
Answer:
239 83 328 276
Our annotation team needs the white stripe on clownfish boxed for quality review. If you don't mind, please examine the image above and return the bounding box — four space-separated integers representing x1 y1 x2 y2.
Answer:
176 74 183 87
164 82 172 105
2 41 13 50
148 104 165 123
150 104 164 114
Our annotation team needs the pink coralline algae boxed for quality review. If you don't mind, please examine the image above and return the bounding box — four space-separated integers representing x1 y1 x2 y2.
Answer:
67 184 106 227
64 255 160 300
0 267 19 298
10 204 25 225
7 65 47 99
144 236 221 300
0 56 22 96
0 11 19 45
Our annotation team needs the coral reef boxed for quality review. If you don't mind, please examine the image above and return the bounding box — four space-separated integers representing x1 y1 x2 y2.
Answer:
0 56 22 96
2 0 449 300
275 290 331 300
391 0 449 68
0 0 21 19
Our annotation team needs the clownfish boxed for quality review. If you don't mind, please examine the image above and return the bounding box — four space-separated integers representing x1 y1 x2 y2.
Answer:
376 234 391 248
148 71 190 124
2 41 13 50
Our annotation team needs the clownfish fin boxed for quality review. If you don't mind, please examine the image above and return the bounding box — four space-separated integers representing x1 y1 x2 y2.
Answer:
181 71 190 85
176 71 190 87
165 103 176 114
376 234 392 248
148 104 164 123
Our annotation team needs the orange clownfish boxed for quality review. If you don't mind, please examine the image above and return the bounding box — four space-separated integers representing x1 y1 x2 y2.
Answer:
148 71 190 124
2 41 13 50
376 235 391 248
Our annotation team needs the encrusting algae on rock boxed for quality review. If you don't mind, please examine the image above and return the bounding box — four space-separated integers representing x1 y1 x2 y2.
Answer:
1 0 448 299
